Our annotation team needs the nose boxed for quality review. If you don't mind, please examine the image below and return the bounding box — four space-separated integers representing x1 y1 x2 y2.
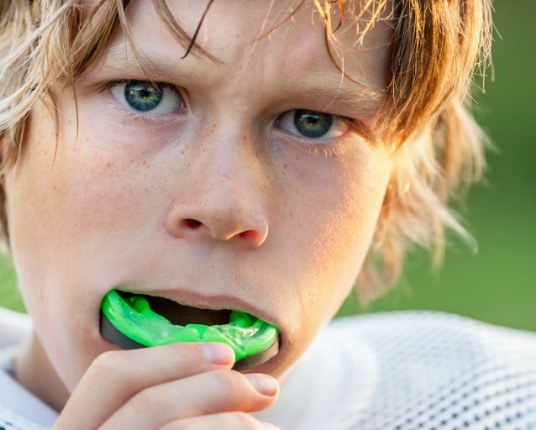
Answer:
166 193 269 248
165 133 269 249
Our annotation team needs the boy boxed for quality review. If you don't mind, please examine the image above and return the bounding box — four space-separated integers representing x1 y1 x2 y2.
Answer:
0 0 535 429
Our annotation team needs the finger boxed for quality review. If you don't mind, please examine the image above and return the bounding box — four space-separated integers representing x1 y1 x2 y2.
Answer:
160 412 281 430
101 370 279 430
55 342 234 430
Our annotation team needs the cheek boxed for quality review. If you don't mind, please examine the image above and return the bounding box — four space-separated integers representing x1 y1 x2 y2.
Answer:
281 145 392 326
8 101 164 250
4 107 169 388
4 102 161 316
266 147 391 374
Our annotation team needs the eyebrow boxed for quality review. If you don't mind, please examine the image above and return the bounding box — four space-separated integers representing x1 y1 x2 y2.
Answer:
297 81 385 117
101 46 385 117
100 44 218 85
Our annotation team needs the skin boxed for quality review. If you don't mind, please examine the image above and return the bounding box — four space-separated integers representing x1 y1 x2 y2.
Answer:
4 1 393 428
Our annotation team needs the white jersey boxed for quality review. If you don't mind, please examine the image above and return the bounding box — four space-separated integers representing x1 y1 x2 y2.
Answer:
256 312 536 429
0 307 57 429
1 306 535 429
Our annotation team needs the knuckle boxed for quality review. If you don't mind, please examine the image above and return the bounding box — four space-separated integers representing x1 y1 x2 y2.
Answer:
89 350 126 377
207 370 267 411
129 387 165 414
167 341 201 362
210 368 243 394
91 350 119 370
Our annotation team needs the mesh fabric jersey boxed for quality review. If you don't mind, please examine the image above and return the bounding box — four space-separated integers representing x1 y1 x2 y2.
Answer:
1 309 535 429
255 311 536 430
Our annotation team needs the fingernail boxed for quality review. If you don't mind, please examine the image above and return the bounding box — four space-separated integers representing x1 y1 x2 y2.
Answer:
246 374 279 397
200 343 235 365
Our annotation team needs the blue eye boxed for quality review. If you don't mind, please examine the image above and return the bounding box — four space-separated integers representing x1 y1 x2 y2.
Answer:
125 82 163 112
294 110 332 138
110 81 184 116
277 109 349 140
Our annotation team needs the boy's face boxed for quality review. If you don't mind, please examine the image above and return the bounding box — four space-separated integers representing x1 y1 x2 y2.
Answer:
5 1 392 390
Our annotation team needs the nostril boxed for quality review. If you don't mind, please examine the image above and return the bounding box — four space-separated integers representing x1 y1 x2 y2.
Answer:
183 219 203 229
238 230 258 240
170 217 266 246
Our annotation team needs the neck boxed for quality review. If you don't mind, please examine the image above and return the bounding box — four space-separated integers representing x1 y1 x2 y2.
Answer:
13 332 69 412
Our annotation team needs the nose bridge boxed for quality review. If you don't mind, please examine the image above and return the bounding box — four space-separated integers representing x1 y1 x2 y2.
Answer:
166 120 270 247
199 119 263 208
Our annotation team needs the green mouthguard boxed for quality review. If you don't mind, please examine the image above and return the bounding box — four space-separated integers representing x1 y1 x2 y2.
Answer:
100 290 279 364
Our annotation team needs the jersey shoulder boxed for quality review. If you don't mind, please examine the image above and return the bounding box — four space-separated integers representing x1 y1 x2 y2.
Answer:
327 311 536 429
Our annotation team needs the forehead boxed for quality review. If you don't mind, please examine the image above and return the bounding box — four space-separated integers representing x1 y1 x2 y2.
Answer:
88 0 392 103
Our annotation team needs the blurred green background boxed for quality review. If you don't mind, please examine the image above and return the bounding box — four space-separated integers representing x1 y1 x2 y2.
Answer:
0 1 534 331
340 0 536 331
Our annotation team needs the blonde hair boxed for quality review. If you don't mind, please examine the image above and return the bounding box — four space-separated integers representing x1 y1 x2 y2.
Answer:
0 0 493 301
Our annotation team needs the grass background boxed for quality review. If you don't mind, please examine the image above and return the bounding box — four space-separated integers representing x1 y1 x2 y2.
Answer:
339 0 536 331
1 1 534 331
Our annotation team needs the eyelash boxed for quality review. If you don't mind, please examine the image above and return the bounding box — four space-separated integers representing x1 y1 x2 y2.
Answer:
293 130 356 159
107 103 166 127
305 144 342 158
276 113 369 157
101 79 184 124
100 80 369 155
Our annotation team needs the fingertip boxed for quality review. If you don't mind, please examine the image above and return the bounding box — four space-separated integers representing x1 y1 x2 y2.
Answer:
199 342 235 366
245 374 279 397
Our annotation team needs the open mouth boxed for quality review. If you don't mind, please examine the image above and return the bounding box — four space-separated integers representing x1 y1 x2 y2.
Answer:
100 289 280 371
123 291 232 326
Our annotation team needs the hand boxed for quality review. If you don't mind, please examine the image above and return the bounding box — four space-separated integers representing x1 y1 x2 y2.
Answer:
53 343 280 429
